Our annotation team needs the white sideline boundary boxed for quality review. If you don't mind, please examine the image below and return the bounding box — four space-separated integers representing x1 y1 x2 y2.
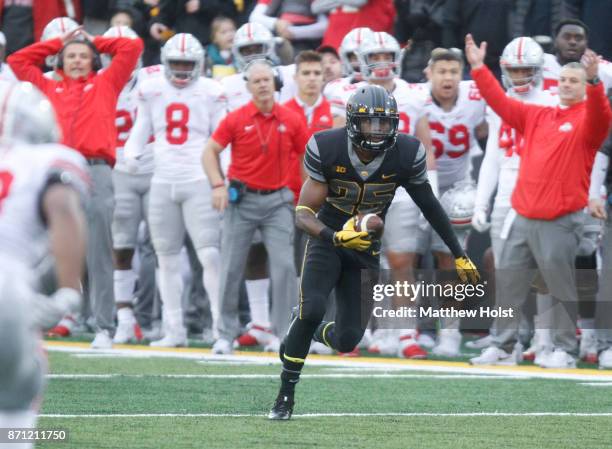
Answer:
46 373 524 380
38 412 612 418
44 343 612 382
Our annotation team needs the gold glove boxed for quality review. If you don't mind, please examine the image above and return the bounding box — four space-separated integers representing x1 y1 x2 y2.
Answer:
333 217 371 251
455 256 480 284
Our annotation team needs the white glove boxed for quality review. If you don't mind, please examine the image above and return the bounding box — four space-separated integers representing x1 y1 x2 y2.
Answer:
33 288 82 330
125 156 139 174
471 208 491 232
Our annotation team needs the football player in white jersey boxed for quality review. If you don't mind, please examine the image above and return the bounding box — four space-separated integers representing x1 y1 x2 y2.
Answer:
542 19 612 92
101 26 158 344
471 37 559 362
397 48 485 358
222 22 296 111
40 17 80 80
0 81 88 442
125 33 226 347
324 27 375 126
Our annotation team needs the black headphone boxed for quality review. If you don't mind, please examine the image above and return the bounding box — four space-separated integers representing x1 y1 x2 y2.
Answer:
242 59 284 92
56 39 102 72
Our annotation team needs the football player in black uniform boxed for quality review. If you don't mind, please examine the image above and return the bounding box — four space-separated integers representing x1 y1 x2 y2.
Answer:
268 84 479 420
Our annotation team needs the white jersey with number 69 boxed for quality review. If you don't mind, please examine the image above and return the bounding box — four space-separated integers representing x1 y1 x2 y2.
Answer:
125 76 227 183
423 80 486 189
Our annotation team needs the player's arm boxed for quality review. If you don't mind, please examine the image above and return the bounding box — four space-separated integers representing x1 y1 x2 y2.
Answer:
415 115 438 196
32 167 88 330
124 90 153 168
473 114 502 231
300 135 370 249
202 137 228 211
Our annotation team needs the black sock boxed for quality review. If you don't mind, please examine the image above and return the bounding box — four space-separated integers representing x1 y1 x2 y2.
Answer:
279 318 319 395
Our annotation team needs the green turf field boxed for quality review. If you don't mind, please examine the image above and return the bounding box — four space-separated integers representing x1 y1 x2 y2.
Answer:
36 345 612 449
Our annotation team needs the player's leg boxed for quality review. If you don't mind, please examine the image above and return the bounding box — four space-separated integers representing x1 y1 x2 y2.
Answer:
111 171 148 344
0 275 45 449
269 238 341 420
148 182 188 347
183 180 222 341
313 251 378 354
381 199 428 358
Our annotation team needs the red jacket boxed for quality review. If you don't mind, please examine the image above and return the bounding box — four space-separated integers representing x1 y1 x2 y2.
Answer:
283 96 333 202
0 1 82 43
8 36 143 165
472 65 612 220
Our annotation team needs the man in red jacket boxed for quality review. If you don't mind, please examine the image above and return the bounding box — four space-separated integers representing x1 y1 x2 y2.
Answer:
465 34 612 368
8 26 143 349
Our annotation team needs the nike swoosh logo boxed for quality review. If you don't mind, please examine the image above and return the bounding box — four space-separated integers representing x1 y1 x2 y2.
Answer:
340 235 361 243
381 173 396 179
372 250 381 256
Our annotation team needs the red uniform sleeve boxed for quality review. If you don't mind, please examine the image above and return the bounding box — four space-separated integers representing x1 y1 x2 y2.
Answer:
292 115 309 156
95 36 144 93
471 65 535 135
584 82 612 150
7 38 62 92
211 112 235 148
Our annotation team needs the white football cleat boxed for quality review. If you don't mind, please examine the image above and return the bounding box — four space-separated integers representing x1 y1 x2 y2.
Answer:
537 349 576 369
417 333 436 349
113 319 139 344
598 348 612 369
470 346 521 366
263 336 281 353
309 341 333 355
150 330 187 348
91 330 113 350
235 323 278 347
465 334 492 350
432 329 462 357
212 338 233 354
398 333 427 359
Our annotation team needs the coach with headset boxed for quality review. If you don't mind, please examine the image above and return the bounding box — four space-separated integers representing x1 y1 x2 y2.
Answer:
203 60 309 354
8 26 143 349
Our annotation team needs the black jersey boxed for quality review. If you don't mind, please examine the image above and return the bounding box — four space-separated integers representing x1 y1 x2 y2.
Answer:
304 128 428 230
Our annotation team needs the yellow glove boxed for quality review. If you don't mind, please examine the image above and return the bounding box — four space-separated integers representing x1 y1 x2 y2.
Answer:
455 256 480 284
333 217 371 251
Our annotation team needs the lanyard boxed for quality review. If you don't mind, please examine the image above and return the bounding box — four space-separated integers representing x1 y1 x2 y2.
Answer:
254 115 276 153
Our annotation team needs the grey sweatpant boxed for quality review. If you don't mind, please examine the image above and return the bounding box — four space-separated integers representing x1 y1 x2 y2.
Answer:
596 208 612 350
491 211 583 355
218 189 297 341
84 164 115 333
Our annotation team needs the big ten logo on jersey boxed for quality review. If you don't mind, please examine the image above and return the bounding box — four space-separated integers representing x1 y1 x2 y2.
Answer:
0 171 14 213
498 123 523 157
467 82 482 101
430 121 470 159
115 109 133 147
327 179 395 215
165 103 189 145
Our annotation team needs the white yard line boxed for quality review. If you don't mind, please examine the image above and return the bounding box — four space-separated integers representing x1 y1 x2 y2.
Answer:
38 412 612 418
44 343 612 382
46 373 524 380
579 382 612 387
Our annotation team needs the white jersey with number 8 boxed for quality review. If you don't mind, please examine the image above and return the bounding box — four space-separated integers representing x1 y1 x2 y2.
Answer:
125 76 227 183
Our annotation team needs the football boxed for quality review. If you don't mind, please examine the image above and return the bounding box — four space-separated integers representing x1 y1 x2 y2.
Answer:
354 213 384 239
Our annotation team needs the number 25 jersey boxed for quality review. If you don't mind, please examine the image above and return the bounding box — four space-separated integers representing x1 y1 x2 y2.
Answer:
304 128 428 230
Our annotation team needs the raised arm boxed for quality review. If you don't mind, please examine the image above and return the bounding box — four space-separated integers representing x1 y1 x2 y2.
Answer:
7 38 63 90
465 34 532 134
96 36 144 92
582 50 612 150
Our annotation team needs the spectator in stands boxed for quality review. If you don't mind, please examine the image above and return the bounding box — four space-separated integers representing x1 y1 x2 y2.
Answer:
206 15 237 79
250 0 328 52
465 33 612 368
149 0 238 47
202 60 309 354
312 0 395 50
0 0 82 56
317 45 342 85
8 26 143 350
443 0 514 79
562 0 612 62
